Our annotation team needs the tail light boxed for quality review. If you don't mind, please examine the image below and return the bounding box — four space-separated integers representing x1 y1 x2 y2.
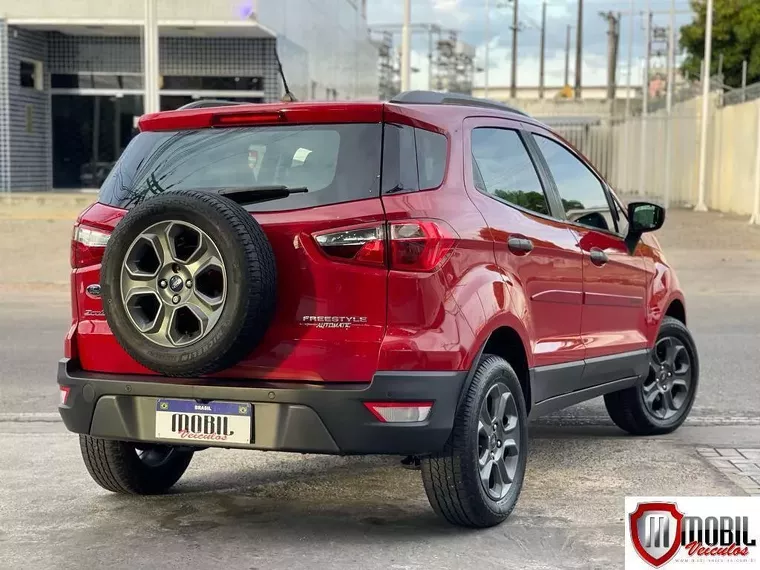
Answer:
314 225 386 267
313 219 458 272
364 401 433 423
388 220 458 272
71 224 111 268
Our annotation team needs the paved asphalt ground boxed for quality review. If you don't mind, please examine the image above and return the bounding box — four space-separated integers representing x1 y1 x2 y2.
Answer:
1 207 759 569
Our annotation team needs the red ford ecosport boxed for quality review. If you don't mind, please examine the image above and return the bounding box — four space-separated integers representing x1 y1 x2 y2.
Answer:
59 92 698 528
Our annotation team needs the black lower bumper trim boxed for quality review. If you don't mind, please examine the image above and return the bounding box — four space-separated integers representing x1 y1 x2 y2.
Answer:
57 359 466 455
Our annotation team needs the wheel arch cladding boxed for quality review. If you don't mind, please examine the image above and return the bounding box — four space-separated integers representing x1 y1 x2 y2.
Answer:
665 298 686 326
474 326 531 415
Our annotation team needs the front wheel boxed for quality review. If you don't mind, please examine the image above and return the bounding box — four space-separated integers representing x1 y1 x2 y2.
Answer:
604 316 699 436
79 435 194 494
421 355 528 528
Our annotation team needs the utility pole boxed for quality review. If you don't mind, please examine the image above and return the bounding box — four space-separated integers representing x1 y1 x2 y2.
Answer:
695 0 713 212
601 12 620 101
623 4 635 193
742 60 748 102
664 0 677 209
638 7 652 196
510 0 519 99
428 27 434 90
143 0 159 115
564 26 571 88
484 0 490 96
574 0 583 99
539 0 546 99
401 0 412 92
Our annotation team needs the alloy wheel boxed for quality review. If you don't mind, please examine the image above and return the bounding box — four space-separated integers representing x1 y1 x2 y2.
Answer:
642 336 693 420
120 220 227 348
477 381 521 501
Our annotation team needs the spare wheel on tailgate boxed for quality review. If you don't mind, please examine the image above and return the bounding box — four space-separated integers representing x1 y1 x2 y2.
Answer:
100 189 277 377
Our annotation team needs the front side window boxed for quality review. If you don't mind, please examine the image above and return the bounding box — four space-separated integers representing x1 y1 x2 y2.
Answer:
471 128 550 216
534 135 615 232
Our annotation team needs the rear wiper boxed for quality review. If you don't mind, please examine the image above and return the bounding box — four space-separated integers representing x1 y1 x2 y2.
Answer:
218 185 308 205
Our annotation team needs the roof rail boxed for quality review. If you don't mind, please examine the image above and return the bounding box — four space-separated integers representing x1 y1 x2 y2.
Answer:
390 90 529 117
176 100 247 110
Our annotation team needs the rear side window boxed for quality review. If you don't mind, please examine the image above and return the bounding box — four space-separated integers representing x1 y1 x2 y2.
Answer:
99 124 381 211
471 128 550 216
381 125 447 194
416 129 446 189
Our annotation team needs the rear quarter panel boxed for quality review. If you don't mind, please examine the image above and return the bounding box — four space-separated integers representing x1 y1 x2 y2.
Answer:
379 106 533 372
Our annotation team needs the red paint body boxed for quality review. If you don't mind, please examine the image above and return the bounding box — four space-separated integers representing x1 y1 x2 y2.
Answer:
69 100 686 383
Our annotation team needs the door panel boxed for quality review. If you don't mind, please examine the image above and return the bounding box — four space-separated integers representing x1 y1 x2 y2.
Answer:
465 119 585 368
529 132 649 362
573 228 648 358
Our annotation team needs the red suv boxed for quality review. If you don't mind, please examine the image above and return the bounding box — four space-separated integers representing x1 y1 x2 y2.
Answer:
59 92 698 528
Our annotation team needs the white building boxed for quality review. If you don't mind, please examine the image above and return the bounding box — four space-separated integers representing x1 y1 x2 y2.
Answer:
0 0 378 191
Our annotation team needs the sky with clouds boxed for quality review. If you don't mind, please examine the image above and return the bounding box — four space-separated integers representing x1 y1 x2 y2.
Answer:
366 0 697 89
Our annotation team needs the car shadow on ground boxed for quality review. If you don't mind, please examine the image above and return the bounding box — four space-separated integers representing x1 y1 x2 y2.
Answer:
91 427 631 542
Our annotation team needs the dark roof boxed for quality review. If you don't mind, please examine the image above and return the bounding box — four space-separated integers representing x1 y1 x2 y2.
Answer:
390 90 529 117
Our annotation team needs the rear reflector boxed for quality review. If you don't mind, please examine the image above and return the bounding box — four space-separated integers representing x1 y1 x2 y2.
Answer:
363 402 433 423
71 225 111 268
59 386 71 406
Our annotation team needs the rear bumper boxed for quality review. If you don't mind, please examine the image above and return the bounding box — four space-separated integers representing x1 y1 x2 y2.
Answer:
57 359 466 455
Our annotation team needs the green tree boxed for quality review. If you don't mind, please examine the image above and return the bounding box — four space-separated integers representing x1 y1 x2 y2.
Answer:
494 190 548 214
680 0 760 88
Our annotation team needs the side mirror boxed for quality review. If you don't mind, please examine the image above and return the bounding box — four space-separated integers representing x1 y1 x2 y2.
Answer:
625 201 665 253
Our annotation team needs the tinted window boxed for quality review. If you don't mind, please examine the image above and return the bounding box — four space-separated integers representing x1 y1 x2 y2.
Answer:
535 135 614 232
99 124 381 211
416 128 446 189
382 125 447 194
471 128 549 216
382 124 418 194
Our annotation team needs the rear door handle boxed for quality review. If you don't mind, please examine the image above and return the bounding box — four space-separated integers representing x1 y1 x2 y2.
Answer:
590 248 609 266
507 236 534 254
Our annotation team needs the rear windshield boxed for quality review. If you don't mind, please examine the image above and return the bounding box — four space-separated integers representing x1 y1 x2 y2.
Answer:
99 124 382 211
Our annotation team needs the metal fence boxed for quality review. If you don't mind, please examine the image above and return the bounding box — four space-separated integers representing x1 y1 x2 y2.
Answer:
541 118 619 183
721 81 760 108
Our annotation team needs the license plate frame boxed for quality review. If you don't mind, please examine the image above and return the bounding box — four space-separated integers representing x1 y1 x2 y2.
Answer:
155 399 253 445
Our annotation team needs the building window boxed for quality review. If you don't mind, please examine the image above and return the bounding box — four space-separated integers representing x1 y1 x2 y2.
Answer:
20 60 43 90
160 76 264 91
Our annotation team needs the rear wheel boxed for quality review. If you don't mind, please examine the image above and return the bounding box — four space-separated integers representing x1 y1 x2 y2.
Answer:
421 355 528 528
604 316 699 435
79 435 194 494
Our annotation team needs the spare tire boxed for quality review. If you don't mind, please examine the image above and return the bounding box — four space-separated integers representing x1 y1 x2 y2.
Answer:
101 190 277 377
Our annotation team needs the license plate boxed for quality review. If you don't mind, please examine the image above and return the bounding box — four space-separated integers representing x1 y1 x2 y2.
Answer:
155 399 252 445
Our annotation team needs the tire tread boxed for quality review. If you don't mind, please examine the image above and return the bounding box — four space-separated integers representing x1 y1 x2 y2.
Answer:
422 355 527 528
79 435 192 495
604 316 699 436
